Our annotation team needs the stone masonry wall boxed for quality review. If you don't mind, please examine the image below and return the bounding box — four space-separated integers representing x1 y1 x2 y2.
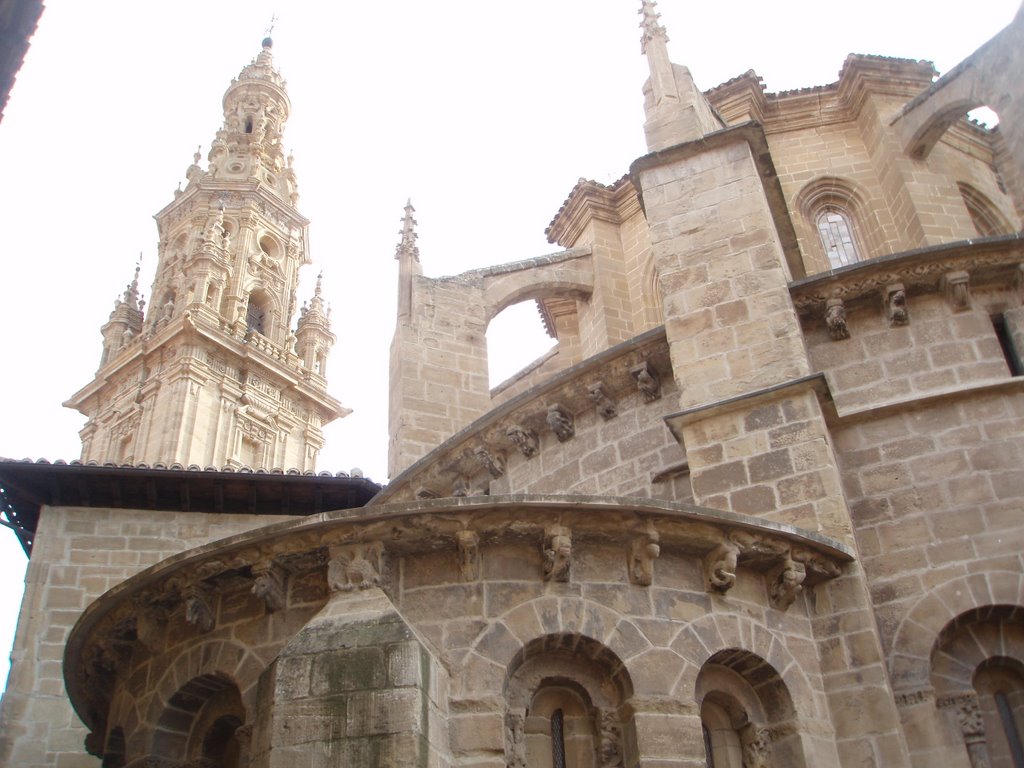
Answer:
804 289 1018 412
0 506 297 768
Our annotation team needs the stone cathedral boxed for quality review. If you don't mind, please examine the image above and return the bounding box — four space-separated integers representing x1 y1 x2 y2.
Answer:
1 3 1023 767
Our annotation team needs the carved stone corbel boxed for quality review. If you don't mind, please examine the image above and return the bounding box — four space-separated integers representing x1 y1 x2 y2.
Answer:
455 530 480 582
941 271 971 312
543 525 572 582
474 446 505 478
704 541 740 593
825 296 850 340
588 382 618 420
546 404 575 442
630 361 661 402
628 528 660 587
327 542 384 592
938 692 991 768
886 283 909 326
134 597 172 651
506 424 539 458
768 558 806 611
792 548 841 581
183 585 215 634
251 560 286 612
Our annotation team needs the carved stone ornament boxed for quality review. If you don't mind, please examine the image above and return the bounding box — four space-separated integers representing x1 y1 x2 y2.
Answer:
598 707 625 768
588 382 618 420
455 530 480 582
451 476 471 498
505 710 528 768
543 525 572 582
938 692 992 768
768 558 806 611
546 403 575 442
506 424 539 458
415 486 440 500
183 586 215 634
887 283 909 326
630 360 661 402
941 270 971 312
251 560 286 612
628 528 660 587
704 541 740 593
474 446 505 478
825 296 850 340
327 542 384 592
740 723 772 768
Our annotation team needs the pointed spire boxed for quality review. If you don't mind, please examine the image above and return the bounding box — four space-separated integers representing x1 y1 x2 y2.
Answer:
395 199 420 263
637 0 723 151
639 0 669 54
122 258 142 309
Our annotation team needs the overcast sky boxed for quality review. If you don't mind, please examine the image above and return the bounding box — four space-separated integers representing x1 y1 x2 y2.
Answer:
0 0 1018 691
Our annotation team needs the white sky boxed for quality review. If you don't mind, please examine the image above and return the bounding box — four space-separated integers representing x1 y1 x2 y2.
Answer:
0 0 1018 692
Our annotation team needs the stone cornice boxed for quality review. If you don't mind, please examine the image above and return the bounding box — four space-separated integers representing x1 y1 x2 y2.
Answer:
789 233 1024 315
374 326 671 504
63 493 854 733
545 177 642 248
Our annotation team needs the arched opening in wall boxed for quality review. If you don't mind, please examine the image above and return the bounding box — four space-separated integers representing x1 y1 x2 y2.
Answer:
150 673 247 766
696 649 806 768
486 300 557 390
643 255 664 330
245 290 271 337
931 607 1024 768
504 634 637 768
795 177 880 272
959 183 1013 236
258 234 280 261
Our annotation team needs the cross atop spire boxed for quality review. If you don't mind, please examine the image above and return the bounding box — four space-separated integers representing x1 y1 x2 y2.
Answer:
639 0 669 54
395 199 420 263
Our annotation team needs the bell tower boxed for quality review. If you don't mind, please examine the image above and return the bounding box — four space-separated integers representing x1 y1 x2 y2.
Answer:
65 38 349 471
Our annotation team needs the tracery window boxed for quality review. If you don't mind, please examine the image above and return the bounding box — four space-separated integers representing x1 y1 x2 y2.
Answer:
816 207 860 269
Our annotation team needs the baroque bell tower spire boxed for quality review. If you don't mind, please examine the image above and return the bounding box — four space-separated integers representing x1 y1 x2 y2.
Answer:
65 38 350 471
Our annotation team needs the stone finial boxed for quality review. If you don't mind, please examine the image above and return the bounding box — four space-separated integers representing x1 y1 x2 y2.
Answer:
886 283 909 326
941 271 971 312
395 199 420 263
251 560 286 612
704 541 740 593
546 404 575 442
474 447 506 478
768 558 805 611
631 361 661 402
588 382 617 420
327 542 384 591
456 530 480 582
543 525 572 582
638 0 669 54
506 424 538 458
825 296 850 340
628 527 661 586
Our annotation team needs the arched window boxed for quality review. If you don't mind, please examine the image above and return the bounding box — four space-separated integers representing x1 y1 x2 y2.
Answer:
815 206 860 269
974 660 1024 768
958 183 1013 237
697 650 807 768
796 177 879 273
151 673 247 767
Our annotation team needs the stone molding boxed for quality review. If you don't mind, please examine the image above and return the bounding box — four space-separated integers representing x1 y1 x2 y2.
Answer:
63 494 853 735
376 326 673 504
789 234 1024 317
